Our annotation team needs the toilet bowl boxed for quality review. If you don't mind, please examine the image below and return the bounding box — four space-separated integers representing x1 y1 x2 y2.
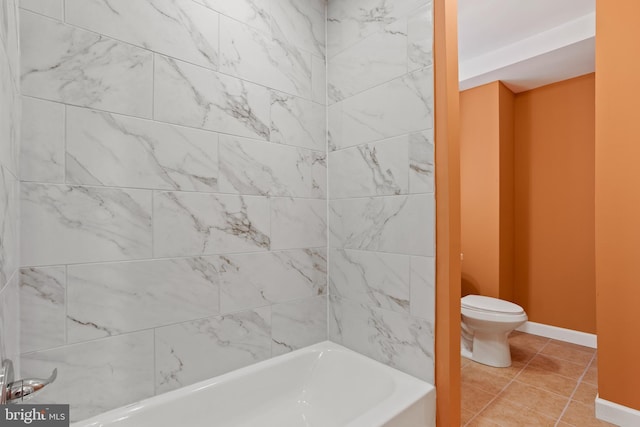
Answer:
461 295 528 368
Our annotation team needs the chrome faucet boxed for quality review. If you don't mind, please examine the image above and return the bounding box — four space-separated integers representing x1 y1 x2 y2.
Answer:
1 359 57 404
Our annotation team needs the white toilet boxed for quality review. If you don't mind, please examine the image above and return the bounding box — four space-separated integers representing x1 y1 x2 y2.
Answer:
461 295 528 367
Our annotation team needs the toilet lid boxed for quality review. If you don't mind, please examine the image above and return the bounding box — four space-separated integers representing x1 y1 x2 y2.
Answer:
462 295 524 314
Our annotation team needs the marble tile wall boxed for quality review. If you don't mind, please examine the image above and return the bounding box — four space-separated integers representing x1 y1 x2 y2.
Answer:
18 0 327 421
327 0 436 384
0 0 21 378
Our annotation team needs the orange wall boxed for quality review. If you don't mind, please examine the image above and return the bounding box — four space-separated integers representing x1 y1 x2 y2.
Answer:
434 0 461 423
595 0 640 410
514 74 596 334
460 82 514 300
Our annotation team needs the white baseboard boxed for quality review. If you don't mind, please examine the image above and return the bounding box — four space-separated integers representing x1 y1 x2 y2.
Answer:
596 395 640 426
516 321 597 348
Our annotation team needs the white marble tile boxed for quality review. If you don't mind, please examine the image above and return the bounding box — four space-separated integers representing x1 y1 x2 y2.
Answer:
328 20 407 104
217 249 326 313
155 307 271 393
329 136 409 199
21 183 153 266
329 194 434 256
20 97 65 183
66 258 220 343
21 331 155 422
271 0 326 58
270 90 326 151
312 55 327 105
330 66 433 150
272 296 327 356
329 295 434 383
1 0 19 87
153 191 270 258
0 167 18 287
66 106 219 192
20 267 66 353
409 129 434 193
270 198 327 250
408 4 434 72
327 101 341 152
0 48 19 176
327 0 424 57
0 273 20 369
65 0 219 70
329 249 410 314
220 16 312 99
309 151 327 199
154 55 270 141
193 0 271 33
218 134 311 197
410 256 435 323
19 0 63 20
20 10 154 118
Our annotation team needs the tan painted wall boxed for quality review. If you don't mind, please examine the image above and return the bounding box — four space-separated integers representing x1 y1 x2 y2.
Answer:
595 0 640 410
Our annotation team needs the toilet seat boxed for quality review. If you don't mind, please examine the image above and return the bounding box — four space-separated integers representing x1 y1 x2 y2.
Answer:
462 295 524 314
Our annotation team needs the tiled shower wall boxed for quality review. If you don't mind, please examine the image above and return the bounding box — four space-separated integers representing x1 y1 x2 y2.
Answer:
0 0 21 377
18 0 327 420
327 0 436 382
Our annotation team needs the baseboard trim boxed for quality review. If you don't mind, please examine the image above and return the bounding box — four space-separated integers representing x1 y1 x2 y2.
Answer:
596 395 640 426
516 321 597 348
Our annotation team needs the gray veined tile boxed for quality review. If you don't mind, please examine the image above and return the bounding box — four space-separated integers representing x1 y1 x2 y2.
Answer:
218 134 312 198
0 0 19 87
327 0 425 57
270 198 327 250
66 258 221 344
271 0 326 58
20 267 66 353
270 90 326 151
329 249 410 314
312 55 327 105
21 183 153 266
409 130 435 193
331 66 434 150
65 0 220 70
0 167 18 287
154 55 270 141
329 194 435 256
0 47 19 176
153 191 270 258
408 4 434 72
329 295 434 383
20 10 153 118
193 0 271 33
18 0 63 20
20 97 65 183
309 151 327 199
21 331 155 422
154 307 271 394
328 20 408 104
66 106 219 192
220 15 312 99
0 273 20 368
272 296 327 356
329 136 409 199
410 256 435 323
217 248 327 313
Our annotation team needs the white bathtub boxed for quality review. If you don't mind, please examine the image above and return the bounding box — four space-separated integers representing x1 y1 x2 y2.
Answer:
72 341 435 427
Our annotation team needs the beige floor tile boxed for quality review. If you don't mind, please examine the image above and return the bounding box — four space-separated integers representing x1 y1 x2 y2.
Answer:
475 396 557 427
560 400 616 427
462 384 496 414
516 365 578 396
527 354 588 380
461 408 477 426
540 340 595 365
508 332 550 354
500 380 569 419
466 417 502 427
462 356 473 369
467 358 525 379
582 362 598 385
462 363 512 395
572 381 598 405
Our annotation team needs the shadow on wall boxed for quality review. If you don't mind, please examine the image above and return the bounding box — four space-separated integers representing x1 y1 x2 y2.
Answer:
461 274 481 297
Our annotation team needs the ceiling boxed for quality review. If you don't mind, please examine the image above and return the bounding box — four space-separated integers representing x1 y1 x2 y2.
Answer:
458 0 596 93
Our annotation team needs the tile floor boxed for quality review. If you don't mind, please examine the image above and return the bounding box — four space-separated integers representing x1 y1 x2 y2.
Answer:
461 331 615 426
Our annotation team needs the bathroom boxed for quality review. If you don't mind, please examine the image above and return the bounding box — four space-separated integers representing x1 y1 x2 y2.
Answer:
1 0 639 426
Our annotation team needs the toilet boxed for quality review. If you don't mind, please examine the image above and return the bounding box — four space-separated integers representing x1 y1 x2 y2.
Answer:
461 295 528 367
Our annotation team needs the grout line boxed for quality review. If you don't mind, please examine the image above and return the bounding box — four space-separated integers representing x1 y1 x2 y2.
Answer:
463 337 552 426
553 351 598 426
